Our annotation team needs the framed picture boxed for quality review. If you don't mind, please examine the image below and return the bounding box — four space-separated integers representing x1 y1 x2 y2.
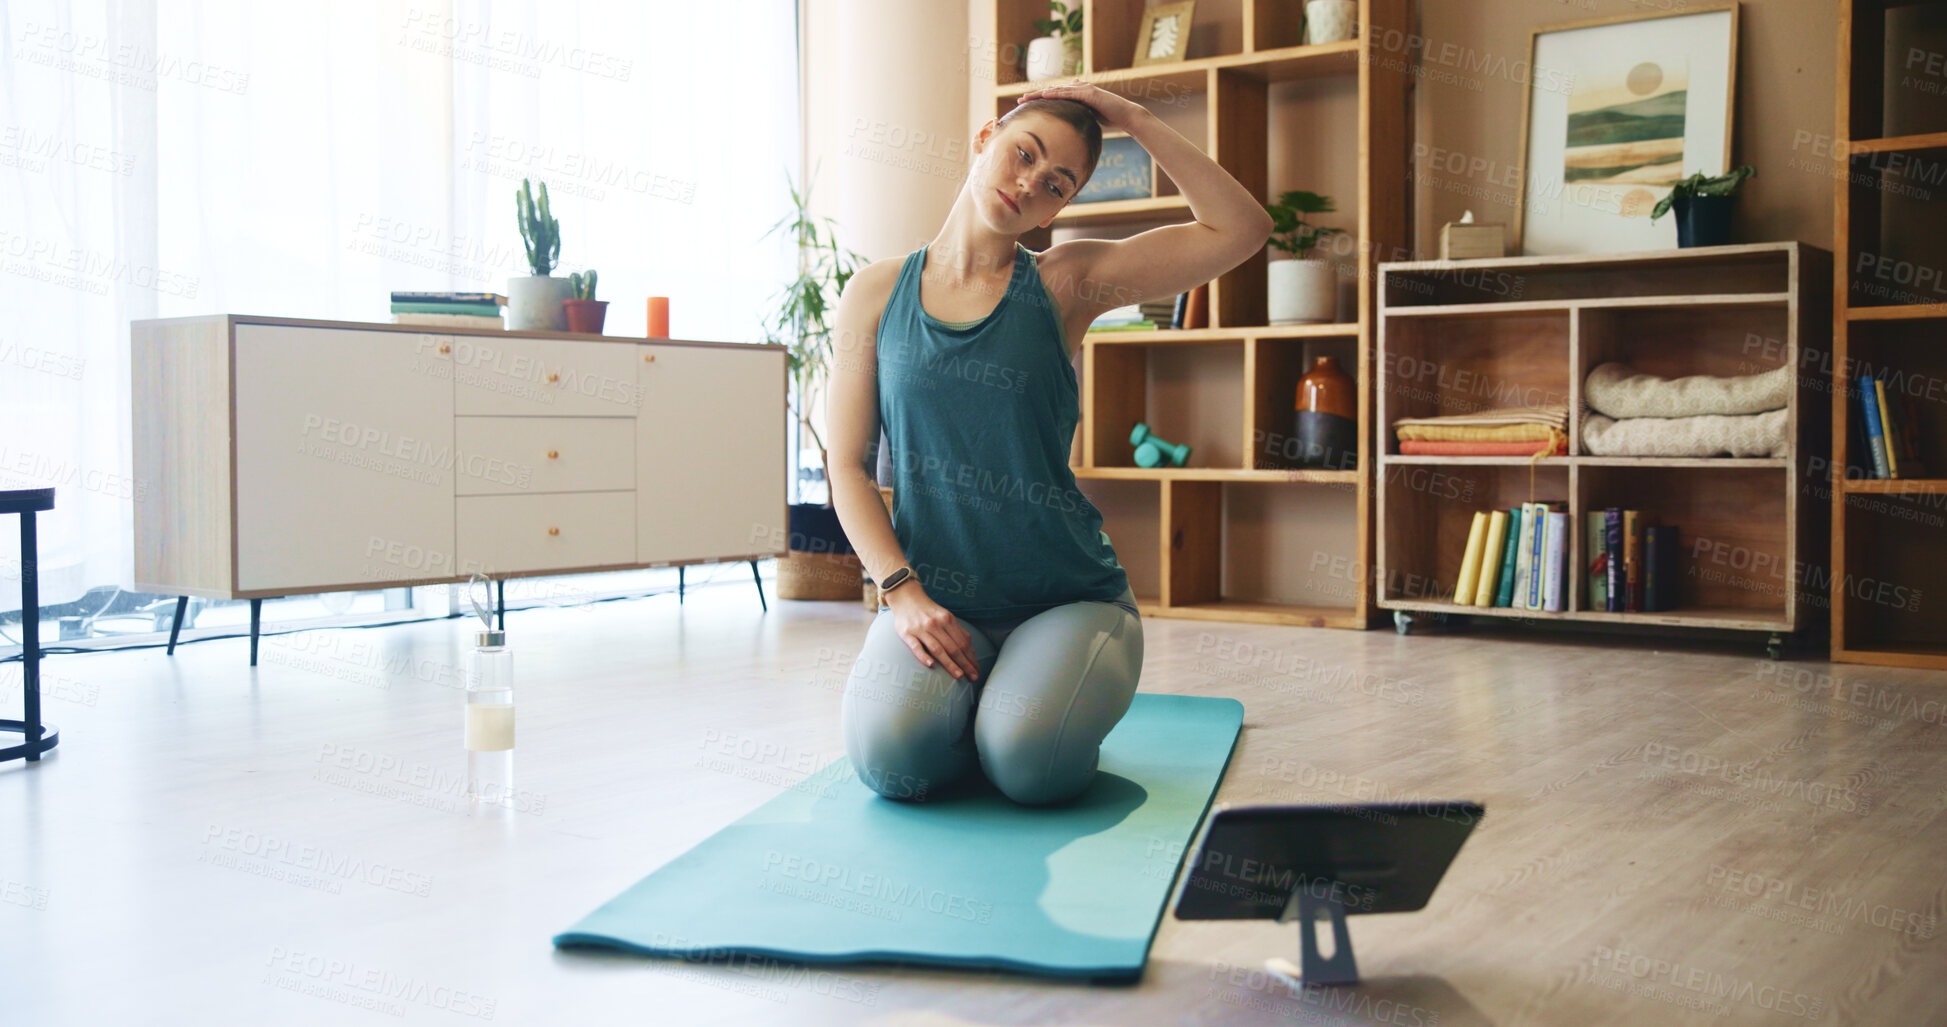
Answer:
1513 3 1740 255
1133 1 1195 67
1074 134 1155 204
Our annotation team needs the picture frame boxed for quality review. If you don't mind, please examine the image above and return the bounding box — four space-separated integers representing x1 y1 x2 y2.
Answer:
1133 1 1196 68
1073 133 1155 204
1512 3 1740 255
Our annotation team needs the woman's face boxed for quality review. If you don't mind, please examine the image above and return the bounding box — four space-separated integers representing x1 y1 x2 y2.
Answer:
978 114 1089 230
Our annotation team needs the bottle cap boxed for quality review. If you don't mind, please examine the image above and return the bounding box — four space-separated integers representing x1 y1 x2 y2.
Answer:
477 629 506 648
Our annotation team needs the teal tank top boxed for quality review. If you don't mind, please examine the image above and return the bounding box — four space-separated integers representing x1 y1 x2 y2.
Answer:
877 241 1129 620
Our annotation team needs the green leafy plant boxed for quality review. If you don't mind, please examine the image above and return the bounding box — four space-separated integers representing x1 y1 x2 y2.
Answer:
1265 190 1345 258
569 269 599 300
759 162 868 502
1034 1 1084 72
516 178 560 276
1650 165 1756 222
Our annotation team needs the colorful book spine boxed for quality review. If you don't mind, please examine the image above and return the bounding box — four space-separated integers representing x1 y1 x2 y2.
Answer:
1586 510 1608 611
391 301 503 315
1860 374 1891 479
1622 509 1642 613
1542 509 1567 612
1896 388 1930 476
1605 508 1624 613
1455 511 1490 606
1495 507 1521 607
1475 509 1509 606
1527 502 1550 610
1513 504 1536 610
1876 377 1901 479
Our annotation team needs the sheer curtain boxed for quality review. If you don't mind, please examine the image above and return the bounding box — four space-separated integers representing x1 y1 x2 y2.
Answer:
1 0 800 615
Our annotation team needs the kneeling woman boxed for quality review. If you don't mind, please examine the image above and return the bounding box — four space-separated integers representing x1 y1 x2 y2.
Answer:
825 81 1272 805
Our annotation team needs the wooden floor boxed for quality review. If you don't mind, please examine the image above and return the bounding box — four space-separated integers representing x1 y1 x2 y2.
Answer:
4 578 1944 1025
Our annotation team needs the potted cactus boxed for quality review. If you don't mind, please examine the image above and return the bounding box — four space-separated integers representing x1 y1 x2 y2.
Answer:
562 270 606 334
1265 189 1346 324
507 178 574 331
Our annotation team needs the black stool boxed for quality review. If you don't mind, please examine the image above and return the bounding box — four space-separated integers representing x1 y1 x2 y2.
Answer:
2 488 58 764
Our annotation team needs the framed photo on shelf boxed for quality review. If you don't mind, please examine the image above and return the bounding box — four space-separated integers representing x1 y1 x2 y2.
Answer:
1073 134 1154 204
1513 3 1740 256
1133 1 1195 67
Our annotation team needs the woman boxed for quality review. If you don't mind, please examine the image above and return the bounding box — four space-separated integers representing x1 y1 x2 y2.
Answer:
826 80 1272 805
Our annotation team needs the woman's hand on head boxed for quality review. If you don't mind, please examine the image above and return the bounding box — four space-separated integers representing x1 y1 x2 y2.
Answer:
1016 78 1147 133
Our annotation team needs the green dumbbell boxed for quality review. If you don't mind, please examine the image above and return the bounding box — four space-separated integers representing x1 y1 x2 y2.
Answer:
1129 422 1191 468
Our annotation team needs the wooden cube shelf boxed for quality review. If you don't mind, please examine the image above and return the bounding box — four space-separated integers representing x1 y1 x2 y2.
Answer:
1375 243 1833 650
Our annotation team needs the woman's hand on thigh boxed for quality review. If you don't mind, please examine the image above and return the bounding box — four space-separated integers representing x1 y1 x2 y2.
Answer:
886 586 980 681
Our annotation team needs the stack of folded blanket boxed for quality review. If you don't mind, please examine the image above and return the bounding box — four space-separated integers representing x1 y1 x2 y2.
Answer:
1393 405 1569 457
1580 362 1791 458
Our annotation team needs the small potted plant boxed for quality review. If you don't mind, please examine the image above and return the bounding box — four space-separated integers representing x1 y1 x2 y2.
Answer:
562 270 606 334
507 178 574 331
1651 165 1755 248
1265 189 1345 324
1305 0 1358 44
1027 1 1083 82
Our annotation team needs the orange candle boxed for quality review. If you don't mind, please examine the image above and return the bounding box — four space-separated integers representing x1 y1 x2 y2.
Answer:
646 296 669 338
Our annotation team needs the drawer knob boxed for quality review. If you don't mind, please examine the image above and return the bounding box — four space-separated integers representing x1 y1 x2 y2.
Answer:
547 527 560 536
547 372 560 383
644 353 656 362
547 450 559 460
438 343 451 354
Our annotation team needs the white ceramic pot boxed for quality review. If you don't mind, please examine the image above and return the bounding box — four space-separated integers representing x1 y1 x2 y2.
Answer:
1268 257 1339 325
1304 0 1358 44
506 275 574 331
1026 36 1064 82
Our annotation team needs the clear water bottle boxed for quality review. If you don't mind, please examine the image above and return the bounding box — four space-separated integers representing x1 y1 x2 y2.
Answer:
465 578 514 808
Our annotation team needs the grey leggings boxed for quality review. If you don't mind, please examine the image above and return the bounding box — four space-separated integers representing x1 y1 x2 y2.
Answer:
840 585 1143 805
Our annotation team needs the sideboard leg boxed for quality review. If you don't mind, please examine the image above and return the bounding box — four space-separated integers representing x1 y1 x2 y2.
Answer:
751 560 767 613
496 578 505 630
166 596 189 655
678 566 685 605
248 598 262 666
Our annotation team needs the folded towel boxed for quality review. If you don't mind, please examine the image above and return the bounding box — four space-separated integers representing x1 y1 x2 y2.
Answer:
1395 422 1559 442
1584 362 1790 419
1580 408 1790 458
1391 404 1569 431
1399 438 1567 456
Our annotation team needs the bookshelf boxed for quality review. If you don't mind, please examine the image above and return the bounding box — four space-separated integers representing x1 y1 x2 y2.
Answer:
1373 243 1832 656
1832 1 1947 670
991 0 1413 629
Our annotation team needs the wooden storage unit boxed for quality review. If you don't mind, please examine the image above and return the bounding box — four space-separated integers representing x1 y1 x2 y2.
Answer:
1374 243 1832 654
990 0 1412 628
1832 0 1947 668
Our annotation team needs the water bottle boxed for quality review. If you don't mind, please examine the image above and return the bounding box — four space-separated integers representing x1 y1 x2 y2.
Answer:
465 575 514 808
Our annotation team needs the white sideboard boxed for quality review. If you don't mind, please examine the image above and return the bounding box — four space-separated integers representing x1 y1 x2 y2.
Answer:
133 315 787 601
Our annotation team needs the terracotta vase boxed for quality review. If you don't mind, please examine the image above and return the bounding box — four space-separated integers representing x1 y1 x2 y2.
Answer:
561 298 608 334
1290 355 1356 470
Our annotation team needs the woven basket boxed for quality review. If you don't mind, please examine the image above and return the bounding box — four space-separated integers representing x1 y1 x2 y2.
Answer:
776 550 868 601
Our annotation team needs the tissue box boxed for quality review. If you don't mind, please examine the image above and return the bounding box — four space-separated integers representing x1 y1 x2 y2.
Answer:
1440 220 1507 260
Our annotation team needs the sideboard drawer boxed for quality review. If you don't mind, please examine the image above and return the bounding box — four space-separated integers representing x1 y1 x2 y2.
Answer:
456 491 635 574
452 336 641 416
455 416 635 496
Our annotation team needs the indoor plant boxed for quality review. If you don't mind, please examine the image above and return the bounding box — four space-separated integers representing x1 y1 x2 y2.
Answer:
1027 1 1083 82
562 270 606 334
1265 189 1345 324
759 164 871 601
1650 165 1755 248
507 178 574 331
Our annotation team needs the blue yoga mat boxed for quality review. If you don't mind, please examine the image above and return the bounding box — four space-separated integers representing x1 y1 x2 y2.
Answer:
554 692 1243 981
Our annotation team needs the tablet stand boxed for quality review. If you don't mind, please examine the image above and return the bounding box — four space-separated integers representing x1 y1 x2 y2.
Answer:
1266 886 1359 987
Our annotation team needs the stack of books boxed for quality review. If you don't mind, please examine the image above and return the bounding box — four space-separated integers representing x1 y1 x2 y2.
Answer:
391 291 506 328
1854 371 1931 479
1091 304 1158 333
1453 501 1568 611
1589 508 1679 612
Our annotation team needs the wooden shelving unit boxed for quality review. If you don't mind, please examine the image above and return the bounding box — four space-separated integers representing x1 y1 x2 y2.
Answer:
1373 243 1832 654
991 0 1412 629
1831 1 1947 669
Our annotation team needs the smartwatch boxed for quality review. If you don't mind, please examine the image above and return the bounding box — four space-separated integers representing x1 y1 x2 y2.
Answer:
879 566 914 592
